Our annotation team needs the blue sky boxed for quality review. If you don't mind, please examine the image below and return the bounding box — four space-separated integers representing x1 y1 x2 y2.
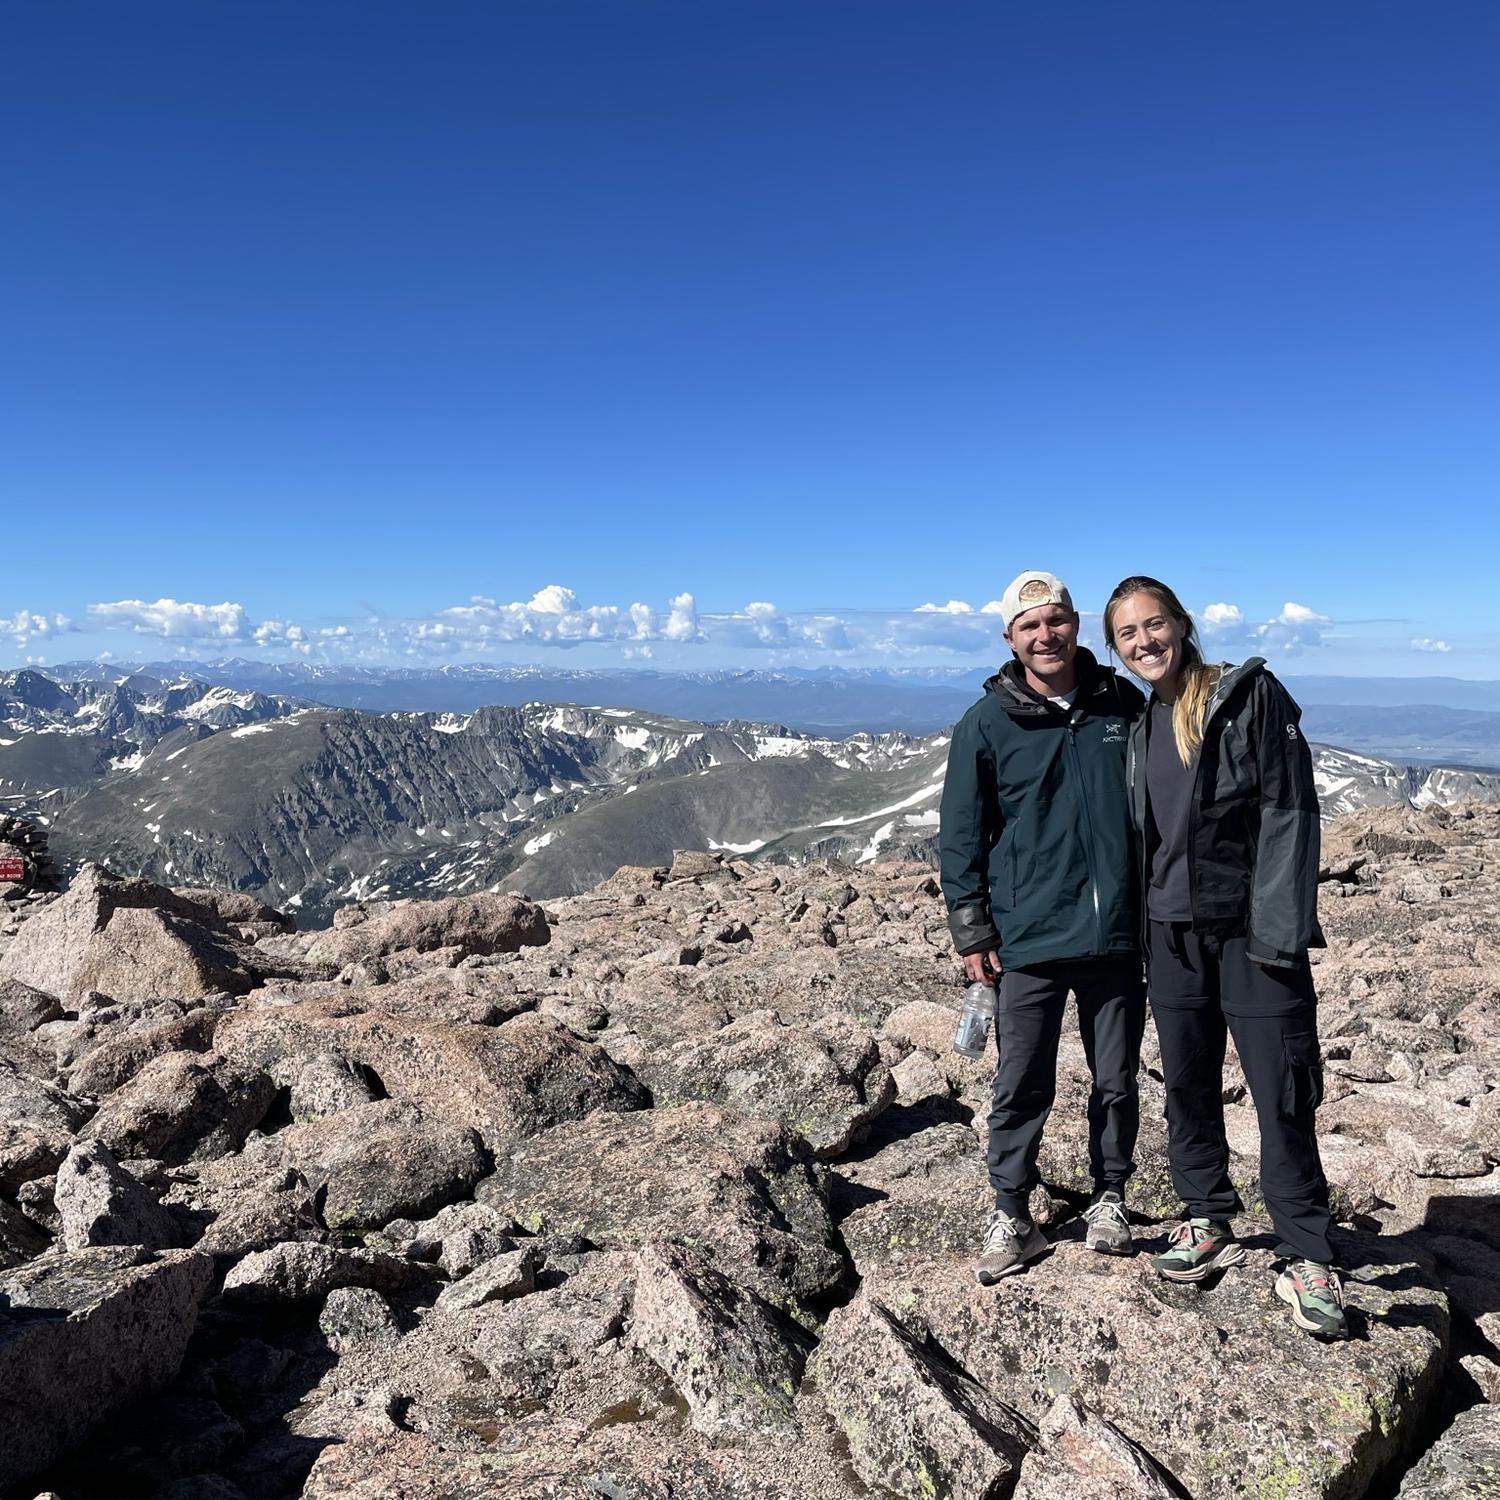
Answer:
3 1 1497 676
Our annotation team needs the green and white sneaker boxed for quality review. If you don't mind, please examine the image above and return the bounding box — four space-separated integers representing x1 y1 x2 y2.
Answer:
1275 1260 1348 1340
1150 1218 1248 1283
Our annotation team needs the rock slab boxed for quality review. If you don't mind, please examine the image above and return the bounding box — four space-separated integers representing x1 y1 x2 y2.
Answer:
631 1241 806 1437
1397 1403 1500 1497
862 1232 1448 1500
814 1290 1035 1500
0 1246 212 1490
479 1101 844 1310
1011 1394 1181 1500
0 865 280 1004
54 1141 182 1251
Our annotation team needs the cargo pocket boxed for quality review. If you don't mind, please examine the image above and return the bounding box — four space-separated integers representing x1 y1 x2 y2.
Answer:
1282 1031 1324 1116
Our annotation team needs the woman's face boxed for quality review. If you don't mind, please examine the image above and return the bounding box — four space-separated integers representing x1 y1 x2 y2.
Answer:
1110 592 1187 689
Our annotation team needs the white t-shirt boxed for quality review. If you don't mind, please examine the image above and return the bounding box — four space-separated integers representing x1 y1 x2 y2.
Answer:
1048 689 1078 710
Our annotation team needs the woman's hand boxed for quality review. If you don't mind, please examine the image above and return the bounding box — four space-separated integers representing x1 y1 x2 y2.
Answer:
962 949 1002 984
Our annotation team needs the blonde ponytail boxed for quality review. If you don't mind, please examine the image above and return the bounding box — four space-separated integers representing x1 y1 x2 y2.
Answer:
1172 661 1221 768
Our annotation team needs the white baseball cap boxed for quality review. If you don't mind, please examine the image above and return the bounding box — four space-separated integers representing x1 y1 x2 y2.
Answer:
1000 570 1074 630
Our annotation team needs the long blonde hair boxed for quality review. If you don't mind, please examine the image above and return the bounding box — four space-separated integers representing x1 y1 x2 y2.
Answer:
1103 576 1221 768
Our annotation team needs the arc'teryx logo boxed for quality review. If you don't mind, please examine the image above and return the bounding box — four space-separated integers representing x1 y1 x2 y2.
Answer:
1103 726 1126 744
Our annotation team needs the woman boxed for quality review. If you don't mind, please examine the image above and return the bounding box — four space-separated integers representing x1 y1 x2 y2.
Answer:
1103 575 1345 1341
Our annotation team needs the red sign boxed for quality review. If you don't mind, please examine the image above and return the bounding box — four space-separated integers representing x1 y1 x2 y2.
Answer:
0 858 25 883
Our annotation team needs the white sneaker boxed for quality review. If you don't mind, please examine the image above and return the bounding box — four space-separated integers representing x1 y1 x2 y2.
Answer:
1082 1190 1134 1255
975 1209 1049 1285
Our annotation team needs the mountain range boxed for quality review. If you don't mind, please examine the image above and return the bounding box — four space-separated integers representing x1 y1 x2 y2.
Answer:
33 658 1500 763
6 666 1500 916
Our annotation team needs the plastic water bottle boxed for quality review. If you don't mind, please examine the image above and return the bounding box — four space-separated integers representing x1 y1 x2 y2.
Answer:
952 982 996 1057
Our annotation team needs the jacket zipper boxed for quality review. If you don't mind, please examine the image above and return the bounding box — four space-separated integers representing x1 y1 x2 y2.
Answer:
1186 676 1240 918
1067 714 1104 951
1129 720 1149 950
1174 677 1231 930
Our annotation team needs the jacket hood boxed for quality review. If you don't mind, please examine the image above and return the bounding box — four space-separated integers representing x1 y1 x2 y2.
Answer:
984 647 1115 715
1140 657 1272 725
1203 656 1270 722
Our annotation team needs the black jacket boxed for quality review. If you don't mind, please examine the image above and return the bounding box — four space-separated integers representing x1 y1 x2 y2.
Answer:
1126 658 1325 966
939 650 1145 968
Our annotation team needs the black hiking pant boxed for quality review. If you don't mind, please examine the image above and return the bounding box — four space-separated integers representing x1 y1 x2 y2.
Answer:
1147 920 1334 1264
987 956 1146 1219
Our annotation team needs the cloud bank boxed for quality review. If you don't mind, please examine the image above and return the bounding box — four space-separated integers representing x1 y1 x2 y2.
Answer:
2 610 74 648
1199 599 1330 655
89 599 248 639
4 585 1353 667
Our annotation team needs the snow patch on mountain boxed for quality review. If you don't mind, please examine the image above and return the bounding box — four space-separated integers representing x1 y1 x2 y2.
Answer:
818 783 942 827
710 837 768 854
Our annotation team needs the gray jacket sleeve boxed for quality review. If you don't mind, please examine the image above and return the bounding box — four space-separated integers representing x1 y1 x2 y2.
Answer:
1246 675 1325 966
938 710 1002 955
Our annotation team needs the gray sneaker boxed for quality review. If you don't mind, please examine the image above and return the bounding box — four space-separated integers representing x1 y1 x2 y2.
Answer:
975 1210 1048 1285
1082 1190 1133 1255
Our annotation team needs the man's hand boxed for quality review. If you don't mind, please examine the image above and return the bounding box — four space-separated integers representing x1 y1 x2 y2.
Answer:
962 949 1002 984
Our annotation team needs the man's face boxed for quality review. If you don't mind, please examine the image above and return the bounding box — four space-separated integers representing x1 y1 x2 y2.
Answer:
1004 604 1079 686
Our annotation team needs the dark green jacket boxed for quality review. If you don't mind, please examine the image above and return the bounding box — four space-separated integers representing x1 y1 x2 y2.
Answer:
1125 658 1325 967
939 650 1146 968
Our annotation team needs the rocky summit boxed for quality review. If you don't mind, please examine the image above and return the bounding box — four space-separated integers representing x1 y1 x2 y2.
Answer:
2 803 1500 1499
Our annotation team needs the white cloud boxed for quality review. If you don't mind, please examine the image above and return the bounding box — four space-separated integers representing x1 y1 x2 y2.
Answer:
978 600 1006 615
422 590 671 649
2 610 74 647
725 601 790 647
1200 602 1244 631
710 601 856 653
1274 602 1327 627
300 590 713 659
1411 637 1452 654
89 598 249 639
253 620 312 654
527 584 577 615
1253 601 1330 655
1179 599 1333 658
916 600 974 614
662 592 704 643
794 615 852 651
867 610 1012 657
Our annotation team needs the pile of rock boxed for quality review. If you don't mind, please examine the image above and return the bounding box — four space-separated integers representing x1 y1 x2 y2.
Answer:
0 814 58 935
0 808 1498 1499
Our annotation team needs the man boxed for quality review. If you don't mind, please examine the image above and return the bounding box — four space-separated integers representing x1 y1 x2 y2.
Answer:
939 569 1147 1283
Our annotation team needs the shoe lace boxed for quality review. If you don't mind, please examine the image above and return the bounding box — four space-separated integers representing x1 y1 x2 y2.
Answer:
1084 1196 1129 1231
982 1210 1027 1253
1166 1218 1217 1249
1290 1260 1344 1306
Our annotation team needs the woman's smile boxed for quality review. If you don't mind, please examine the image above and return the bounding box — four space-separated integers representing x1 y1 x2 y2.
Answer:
1108 594 1187 693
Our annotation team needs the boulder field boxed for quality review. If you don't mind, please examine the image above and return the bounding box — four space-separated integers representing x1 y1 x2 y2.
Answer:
1 804 1499 1498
